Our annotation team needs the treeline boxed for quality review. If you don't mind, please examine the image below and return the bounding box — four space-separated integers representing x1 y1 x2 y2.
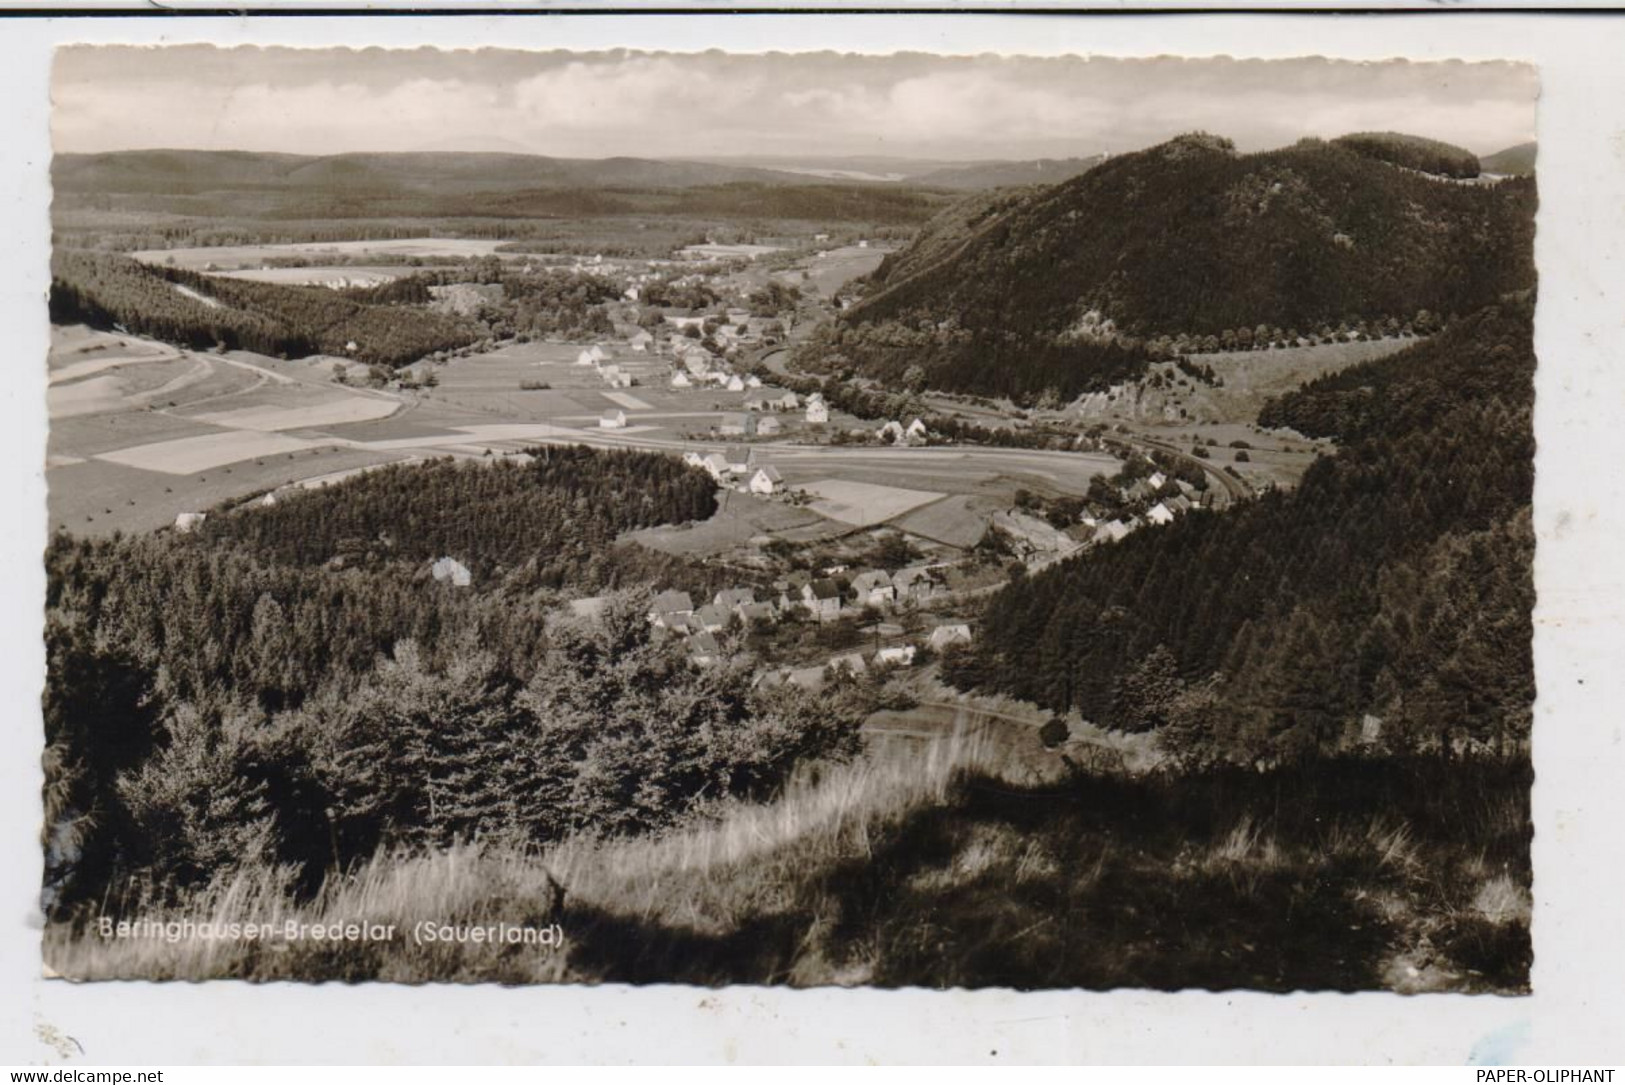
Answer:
49 250 479 368
850 133 1534 344
1331 132 1481 179
201 447 718 578
44 446 866 912
949 304 1535 763
790 318 1154 406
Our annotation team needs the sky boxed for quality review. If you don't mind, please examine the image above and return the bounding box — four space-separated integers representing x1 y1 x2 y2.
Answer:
52 46 1538 162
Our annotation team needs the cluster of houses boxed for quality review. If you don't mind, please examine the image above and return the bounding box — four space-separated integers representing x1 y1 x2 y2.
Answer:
647 580 972 673
576 344 648 390
757 622 972 690
875 418 930 446
681 450 786 494
1083 470 1207 544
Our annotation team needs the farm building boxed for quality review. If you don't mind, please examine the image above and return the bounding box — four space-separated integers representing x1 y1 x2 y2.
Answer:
891 565 944 604
629 330 654 352
905 418 929 443
590 345 609 363
576 350 596 366
749 465 784 494
802 579 844 622
693 605 730 634
806 401 830 425
600 409 628 429
928 623 972 650
828 652 868 676
1147 502 1176 526
1101 519 1133 543
649 590 695 627
701 452 733 480
715 588 756 610
727 375 746 392
745 375 764 389
671 371 693 389
851 570 897 608
430 556 473 588
876 645 917 667
756 416 781 437
743 397 767 412
720 412 758 437
174 512 207 533
775 391 800 411
737 601 777 625
687 633 723 668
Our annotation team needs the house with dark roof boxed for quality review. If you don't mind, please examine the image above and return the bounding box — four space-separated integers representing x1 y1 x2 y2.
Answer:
802 578 844 622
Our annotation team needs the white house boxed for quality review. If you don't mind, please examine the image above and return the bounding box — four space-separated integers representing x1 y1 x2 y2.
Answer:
629 330 654 352
174 512 207 533
670 371 693 389
702 452 733 481
745 374 763 389
1148 471 1168 490
1147 502 1176 526
600 408 628 429
726 374 746 392
756 416 781 437
876 645 917 667
905 418 929 444
431 556 473 588
575 349 596 366
682 451 706 468
851 570 896 608
806 400 830 425
590 345 610 363
748 465 784 494
928 624 972 650
877 420 905 445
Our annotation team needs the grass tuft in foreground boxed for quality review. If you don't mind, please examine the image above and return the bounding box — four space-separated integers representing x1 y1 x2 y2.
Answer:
46 731 1530 993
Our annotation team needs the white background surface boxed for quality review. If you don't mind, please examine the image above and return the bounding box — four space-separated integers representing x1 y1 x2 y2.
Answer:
1 10 1622 1066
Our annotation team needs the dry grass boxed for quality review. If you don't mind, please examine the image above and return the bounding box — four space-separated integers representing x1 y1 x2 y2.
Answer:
44 746 1532 993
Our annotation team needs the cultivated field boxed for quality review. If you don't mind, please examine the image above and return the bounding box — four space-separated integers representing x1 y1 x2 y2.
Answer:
799 478 946 526
130 236 519 272
212 265 408 287
1186 337 1417 422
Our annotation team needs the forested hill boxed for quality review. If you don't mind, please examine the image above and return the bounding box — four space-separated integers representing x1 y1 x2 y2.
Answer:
848 132 1535 345
1482 142 1537 177
49 249 480 368
951 303 1535 763
51 149 816 196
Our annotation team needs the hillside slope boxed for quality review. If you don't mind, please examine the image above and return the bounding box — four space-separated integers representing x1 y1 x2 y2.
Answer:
958 301 1534 761
849 132 1535 345
1482 142 1537 177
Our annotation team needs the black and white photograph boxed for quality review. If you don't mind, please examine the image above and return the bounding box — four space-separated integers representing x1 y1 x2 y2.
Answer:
39 42 1541 995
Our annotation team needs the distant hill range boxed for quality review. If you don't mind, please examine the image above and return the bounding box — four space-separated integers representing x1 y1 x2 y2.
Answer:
908 156 1109 189
849 131 1537 344
51 149 819 196
1481 141 1537 176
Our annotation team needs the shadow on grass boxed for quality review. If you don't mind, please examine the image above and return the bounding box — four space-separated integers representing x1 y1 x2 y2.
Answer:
561 756 1532 992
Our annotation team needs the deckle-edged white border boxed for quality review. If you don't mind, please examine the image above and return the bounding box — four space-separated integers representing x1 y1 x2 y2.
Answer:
1 10 1621 1066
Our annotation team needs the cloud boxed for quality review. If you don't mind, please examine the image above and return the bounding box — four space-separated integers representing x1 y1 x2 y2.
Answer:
50 46 1538 160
